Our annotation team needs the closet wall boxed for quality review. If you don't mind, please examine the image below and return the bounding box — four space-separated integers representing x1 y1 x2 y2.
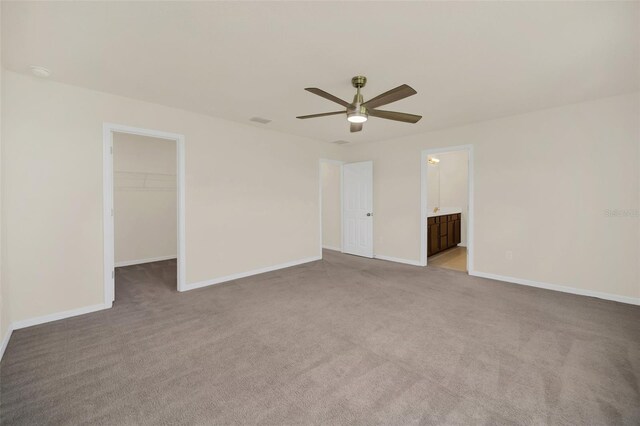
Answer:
114 133 177 265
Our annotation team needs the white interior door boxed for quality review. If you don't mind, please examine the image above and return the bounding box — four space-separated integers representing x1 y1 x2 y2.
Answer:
342 161 373 258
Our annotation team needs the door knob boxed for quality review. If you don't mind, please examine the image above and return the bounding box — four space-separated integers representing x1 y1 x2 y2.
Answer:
366 213 372 217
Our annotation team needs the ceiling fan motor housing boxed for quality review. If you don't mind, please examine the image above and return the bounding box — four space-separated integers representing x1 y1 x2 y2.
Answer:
351 93 365 111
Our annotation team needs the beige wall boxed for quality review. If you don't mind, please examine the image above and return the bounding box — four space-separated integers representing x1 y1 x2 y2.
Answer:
114 133 177 264
321 161 341 250
1 69 638 332
345 93 640 300
2 71 342 323
0 1 9 349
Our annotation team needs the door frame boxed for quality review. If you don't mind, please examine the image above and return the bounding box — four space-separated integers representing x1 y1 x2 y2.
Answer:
318 159 344 257
103 123 186 305
420 145 474 271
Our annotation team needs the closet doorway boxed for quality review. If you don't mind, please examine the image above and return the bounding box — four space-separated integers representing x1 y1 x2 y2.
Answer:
103 124 185 305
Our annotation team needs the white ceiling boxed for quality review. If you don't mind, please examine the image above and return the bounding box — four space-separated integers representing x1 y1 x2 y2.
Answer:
3 1 639 144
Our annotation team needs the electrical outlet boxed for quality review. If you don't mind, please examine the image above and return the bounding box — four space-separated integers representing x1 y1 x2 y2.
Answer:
505 250 513 261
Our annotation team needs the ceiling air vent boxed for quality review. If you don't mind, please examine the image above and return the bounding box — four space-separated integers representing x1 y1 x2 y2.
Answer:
331 140 350 145
249 117 272 124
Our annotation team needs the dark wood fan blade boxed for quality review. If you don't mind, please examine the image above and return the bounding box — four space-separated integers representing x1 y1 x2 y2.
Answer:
350 123 363 133
368 109 422 123
296 111 344 119
362 84 417 109
305 88 351 108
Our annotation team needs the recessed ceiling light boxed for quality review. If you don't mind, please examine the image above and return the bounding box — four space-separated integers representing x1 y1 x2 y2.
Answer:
249 117 271 124
30 66 51 78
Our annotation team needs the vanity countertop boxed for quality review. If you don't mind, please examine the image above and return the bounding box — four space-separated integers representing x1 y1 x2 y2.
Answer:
427 208 462 218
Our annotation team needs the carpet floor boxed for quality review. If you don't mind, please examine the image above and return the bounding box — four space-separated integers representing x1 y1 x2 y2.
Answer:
1 250 639 425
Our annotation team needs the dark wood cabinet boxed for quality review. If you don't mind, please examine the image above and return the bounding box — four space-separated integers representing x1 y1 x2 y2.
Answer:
427 213 461 257
428 223 439 256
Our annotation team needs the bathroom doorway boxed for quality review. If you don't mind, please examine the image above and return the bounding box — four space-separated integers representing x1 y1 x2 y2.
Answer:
420 145 473 272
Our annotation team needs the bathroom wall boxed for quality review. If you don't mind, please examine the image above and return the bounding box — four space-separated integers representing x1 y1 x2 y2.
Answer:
426 161 440 212
438 151 469 245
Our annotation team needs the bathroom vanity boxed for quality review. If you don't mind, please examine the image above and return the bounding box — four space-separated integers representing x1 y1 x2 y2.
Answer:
427 210 462 257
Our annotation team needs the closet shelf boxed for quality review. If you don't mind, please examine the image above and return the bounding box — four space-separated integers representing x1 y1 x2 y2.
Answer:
114 171 176 191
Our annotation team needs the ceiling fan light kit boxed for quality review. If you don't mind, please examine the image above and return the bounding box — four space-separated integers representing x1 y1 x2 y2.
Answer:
347 108 368 123
296 75 421 133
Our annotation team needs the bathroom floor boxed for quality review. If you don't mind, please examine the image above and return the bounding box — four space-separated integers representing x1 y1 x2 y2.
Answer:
428 246 467 272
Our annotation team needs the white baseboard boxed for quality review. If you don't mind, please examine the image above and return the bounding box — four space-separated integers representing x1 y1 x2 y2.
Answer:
182 256 322 292
322 245 341 252
115 255 177 268
374 254 423 267
0 324 14 362
12 302 112 330
470 271 640 306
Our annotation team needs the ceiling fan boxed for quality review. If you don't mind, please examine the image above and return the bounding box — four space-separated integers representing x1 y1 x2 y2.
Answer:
296 76 422 133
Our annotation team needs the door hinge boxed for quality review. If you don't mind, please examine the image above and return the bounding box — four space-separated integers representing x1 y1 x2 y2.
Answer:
112 270 115 279
111 208 114 217
110 145 113 154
